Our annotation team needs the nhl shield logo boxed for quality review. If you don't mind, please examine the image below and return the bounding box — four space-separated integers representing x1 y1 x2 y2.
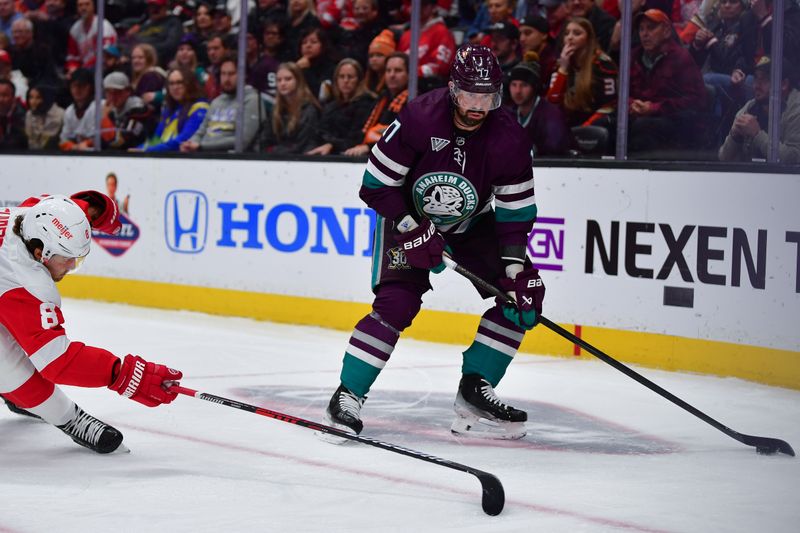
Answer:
430 137 450 152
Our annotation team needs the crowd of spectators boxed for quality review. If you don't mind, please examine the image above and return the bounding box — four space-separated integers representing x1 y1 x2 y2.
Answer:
0 0 798 163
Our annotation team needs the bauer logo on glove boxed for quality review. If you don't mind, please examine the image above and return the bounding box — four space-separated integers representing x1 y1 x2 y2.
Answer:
497 268 545 330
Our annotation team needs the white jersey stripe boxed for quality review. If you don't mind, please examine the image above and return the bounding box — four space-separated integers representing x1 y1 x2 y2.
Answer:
474 333 518 357
371 144 410 175
351 329 394 355
366 160 403 187
29 335 70 372
479 317 525 343
346 344 388 369
493 179 535 195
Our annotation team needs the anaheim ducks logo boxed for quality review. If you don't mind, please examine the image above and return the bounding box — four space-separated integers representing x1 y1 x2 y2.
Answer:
412 172 478 226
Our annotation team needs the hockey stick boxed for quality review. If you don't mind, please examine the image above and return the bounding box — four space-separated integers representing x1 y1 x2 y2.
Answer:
170 385 505 515
441 255 796 457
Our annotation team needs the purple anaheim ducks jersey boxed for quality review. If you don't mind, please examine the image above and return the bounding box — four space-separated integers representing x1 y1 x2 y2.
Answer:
359 87 537 250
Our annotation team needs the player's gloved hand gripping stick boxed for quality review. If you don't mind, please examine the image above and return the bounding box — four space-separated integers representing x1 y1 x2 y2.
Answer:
441 254 795 457
393 215 448 273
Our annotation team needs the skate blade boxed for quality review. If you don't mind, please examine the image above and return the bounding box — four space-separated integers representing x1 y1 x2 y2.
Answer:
317 414 359 445
111 442 131 454
450 414 526 440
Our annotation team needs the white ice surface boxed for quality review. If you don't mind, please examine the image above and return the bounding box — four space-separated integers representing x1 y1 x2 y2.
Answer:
1 299 799 533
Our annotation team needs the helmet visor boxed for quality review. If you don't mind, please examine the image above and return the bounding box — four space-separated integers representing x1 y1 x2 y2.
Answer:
452 86 503 112
47 253 87 276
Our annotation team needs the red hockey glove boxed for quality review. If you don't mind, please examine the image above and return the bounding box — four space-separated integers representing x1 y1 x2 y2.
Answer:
70 190 121 235
393 217 447 271
109 355 183 407
496 268 545 330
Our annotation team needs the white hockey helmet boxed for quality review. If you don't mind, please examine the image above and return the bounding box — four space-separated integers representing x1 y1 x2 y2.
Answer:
21 195 91 262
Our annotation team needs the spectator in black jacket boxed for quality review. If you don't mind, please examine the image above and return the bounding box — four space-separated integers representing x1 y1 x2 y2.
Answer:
307 58 376 155
10 17 60 89
261 61 322 154
129 0 184 69
0 79 27 149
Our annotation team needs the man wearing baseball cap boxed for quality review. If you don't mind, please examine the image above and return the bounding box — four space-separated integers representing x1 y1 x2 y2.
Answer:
518 10 557 96
628 9 707 154
719 56 800 163
101 71 151 150
508 52 572 156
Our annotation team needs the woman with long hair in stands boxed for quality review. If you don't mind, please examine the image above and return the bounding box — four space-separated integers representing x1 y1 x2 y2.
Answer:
130 43 166 104
136 67 209 152
306 58 376 155
262 61 322 154
545 17 618 128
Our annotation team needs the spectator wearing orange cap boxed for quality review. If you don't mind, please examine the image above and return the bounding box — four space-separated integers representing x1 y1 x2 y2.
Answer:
628 9 707 153
365 28 395 94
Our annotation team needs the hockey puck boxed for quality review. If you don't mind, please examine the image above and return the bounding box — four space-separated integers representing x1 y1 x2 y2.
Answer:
756 446 777 455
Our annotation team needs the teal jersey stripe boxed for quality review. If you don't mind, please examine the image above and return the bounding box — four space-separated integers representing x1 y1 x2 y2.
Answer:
341 353 383 396
362 170 385 189
495 204 538 223
371 216 385 289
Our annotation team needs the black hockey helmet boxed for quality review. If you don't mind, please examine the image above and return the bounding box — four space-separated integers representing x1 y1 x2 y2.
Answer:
449 44 503 110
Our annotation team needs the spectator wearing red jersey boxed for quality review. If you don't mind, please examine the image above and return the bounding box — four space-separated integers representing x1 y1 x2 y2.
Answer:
398 0 455 92
65 0 117 75
628 9 707 153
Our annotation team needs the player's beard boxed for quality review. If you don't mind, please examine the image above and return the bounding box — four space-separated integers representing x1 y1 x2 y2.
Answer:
454 107 488 130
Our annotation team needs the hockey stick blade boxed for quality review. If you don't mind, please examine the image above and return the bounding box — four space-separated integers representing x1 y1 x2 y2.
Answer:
171 385 505 515
441 255 796 458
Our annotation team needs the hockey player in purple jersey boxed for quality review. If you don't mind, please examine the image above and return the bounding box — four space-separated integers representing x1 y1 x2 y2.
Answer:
325 44 545 440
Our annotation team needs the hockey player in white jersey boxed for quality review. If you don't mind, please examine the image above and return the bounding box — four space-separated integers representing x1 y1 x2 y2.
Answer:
0 192 182 454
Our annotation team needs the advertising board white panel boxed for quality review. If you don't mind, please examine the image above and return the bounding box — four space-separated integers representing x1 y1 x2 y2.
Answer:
1 155 797 351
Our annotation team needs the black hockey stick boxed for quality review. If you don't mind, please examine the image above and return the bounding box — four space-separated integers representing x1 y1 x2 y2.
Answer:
442 255 795 457
171 385 505 515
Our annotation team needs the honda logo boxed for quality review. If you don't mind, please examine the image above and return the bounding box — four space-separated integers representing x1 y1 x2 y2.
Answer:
164 190 208 254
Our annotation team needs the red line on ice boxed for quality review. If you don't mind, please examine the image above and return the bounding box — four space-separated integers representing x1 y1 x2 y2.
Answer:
121 423 673 532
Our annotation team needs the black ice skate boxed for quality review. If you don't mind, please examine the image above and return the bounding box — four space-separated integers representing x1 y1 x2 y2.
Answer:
451 374 527 440
57 406 127 454
3 397 42 419
324 385 366 439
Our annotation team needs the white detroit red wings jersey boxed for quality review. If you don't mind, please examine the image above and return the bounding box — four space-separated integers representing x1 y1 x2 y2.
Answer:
65 17 118 70
0 203 117 406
